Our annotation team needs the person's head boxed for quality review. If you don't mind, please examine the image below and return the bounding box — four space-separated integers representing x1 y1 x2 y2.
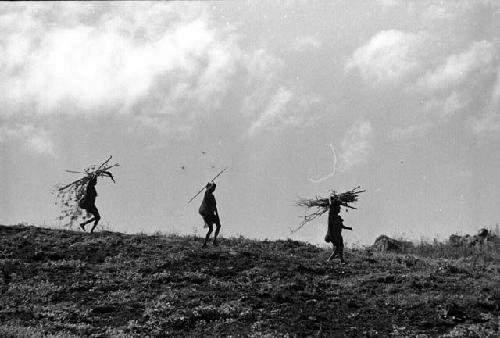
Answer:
206 182 216 193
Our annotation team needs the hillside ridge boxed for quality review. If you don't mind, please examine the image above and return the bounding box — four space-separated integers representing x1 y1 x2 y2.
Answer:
1 224 499 337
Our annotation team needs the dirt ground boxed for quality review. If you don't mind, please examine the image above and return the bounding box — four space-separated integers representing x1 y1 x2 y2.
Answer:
1 224 499 337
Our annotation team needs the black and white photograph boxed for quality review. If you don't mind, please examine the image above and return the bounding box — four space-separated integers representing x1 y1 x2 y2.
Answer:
1 1 500 336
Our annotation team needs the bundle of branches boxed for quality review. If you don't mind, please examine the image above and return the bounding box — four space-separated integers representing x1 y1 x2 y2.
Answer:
54 156 119 226
292 186 365 233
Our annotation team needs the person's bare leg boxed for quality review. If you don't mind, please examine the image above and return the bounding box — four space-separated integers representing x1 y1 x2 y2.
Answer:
338 241 346 264
340 252 346 264
203 223 213 247
90 216 100 233
213 218 221 246
80 213 94 230
89 207 100 234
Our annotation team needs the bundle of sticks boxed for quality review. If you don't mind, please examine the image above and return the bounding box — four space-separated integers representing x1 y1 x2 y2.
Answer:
292 186 365 233
54 156 119 226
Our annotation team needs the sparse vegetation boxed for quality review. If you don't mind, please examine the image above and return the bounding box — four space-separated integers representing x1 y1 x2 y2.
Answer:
1 224 499 337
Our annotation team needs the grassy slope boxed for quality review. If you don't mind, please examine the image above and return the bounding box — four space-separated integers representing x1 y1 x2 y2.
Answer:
0 224 499 337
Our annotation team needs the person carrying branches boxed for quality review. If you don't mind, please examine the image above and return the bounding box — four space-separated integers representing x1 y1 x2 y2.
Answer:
78 175 101 233
294 186 364 263
325 197 352 263
199 182 221 247
54 156 118 230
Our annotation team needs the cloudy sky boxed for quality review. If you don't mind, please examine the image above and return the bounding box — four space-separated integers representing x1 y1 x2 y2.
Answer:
1 1 500 245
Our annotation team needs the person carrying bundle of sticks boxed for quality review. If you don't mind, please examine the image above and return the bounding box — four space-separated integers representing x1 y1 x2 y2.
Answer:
294 186 364 263
55 156 118 230
77 169 115 233
325 197 352 263
78 175 101 233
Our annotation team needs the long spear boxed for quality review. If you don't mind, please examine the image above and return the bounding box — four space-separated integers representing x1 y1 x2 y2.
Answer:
187 167 228 204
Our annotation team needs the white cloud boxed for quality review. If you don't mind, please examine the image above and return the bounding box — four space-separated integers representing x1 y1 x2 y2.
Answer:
388 123 432 141
339 120 373 170
442 92 465 116
241 45 320 137
0 3 239 116
346 30 425 84
422 3 459 21
421 1 500 22
0 124 56 157
247 87 294 136
421 91 468 117
240 48 286 121
377 0 398 7
292 36 322 51
473 112 500 134
417 41 495 91
492 66 500 106
412 40 499 131
26 130 56 157
244 49 284 83
473 64 500 135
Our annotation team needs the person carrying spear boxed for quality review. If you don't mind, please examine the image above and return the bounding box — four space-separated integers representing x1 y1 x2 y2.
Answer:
188 167 227 247
199 182 221 247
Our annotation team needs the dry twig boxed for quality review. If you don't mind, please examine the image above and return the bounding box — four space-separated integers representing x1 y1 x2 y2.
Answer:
291 186 365 233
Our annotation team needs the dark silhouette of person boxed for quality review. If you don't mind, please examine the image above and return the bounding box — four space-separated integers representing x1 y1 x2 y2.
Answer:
199 182 221 247
78 175 101 233
325 197 352 263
